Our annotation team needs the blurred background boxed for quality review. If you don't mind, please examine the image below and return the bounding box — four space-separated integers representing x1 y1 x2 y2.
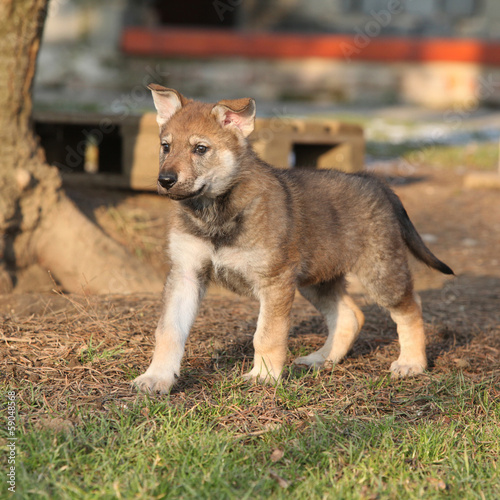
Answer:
36 0 500 108
19 0 500 294
34 0 500 176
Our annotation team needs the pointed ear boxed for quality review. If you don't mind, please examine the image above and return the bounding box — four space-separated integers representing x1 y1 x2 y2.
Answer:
148 84 186 128
211 97 256 137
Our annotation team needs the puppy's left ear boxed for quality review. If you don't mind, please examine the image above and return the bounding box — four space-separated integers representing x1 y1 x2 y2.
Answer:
211 98 256 138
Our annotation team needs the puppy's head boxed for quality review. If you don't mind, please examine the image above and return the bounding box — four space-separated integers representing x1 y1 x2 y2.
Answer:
148 84 255 201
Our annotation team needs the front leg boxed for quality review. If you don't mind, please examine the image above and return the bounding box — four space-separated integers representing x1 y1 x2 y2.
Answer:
133 269 206 394
133 232 210 394
243 282 295 384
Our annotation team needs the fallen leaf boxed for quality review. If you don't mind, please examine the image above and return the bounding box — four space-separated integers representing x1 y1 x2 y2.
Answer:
360 485 379 499
270 448 284 463
453 358 470 369
269 470 290 489
67 357 80 368
427 477 448 491
437 480 447 490
113 480 122 499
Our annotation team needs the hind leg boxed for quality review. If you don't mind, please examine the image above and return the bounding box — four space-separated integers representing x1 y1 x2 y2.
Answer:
294 279 364 368
357 251 427 378
388 291 427 377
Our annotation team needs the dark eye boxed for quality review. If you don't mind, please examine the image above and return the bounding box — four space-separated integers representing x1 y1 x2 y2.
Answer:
162 143 170 154
194 144 208 155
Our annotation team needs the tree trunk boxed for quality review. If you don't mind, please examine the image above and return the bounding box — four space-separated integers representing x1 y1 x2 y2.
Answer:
0 0 163 294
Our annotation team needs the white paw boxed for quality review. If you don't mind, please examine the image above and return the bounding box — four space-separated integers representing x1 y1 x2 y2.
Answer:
242 366 280 385
293 351 334 369
132 371 177 394
390 359 426 378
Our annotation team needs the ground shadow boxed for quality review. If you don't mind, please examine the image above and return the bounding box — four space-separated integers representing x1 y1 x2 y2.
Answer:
288 274 498 375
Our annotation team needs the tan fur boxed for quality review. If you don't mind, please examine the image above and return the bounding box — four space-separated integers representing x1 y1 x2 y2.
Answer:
389 292 427 377
295 283 365 368
133 86 453 394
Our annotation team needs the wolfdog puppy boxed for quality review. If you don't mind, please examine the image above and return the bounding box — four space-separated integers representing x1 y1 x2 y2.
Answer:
133 84 453 394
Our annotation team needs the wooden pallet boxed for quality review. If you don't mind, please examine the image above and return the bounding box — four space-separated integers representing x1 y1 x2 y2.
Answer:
34 112 364 190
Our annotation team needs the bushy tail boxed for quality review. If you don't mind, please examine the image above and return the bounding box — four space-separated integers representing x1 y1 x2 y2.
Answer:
387 189 454 276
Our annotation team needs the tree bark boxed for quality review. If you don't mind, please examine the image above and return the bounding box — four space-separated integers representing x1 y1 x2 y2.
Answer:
0 0 163 294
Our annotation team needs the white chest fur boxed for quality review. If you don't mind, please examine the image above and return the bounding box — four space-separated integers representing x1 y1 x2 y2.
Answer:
169 230 268 296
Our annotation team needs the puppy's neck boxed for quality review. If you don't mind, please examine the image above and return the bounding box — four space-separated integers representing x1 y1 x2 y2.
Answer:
180 184 236 215
180 148 258 216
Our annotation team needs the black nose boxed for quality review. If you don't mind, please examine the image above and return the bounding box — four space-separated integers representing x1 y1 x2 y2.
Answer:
158 172 177 189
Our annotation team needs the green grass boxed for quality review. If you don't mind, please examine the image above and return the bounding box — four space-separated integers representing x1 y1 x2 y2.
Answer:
364 140 499 171
2 372 499 499
402 141 499 171
306 111 499 171
78 337 125 364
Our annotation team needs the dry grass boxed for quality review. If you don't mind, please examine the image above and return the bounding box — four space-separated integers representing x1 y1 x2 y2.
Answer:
2 272 498 433
1 166 499 498
1 282 499 498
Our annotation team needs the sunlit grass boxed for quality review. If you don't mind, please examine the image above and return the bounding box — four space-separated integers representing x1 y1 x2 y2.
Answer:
2 373 499 499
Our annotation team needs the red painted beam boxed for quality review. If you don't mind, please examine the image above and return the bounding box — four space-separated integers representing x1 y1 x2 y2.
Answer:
121 27 500 66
